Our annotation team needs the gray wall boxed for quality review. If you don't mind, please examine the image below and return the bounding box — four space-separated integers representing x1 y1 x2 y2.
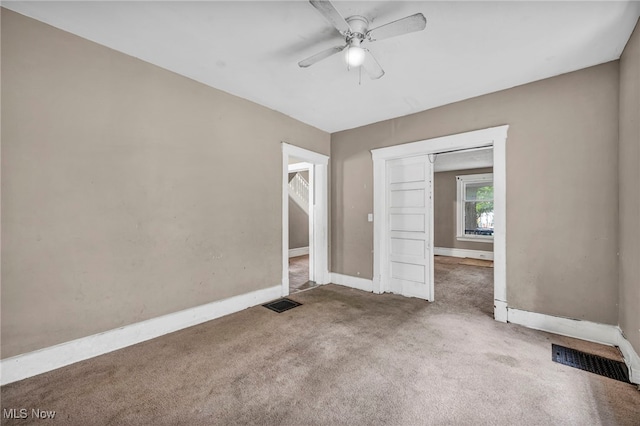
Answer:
331 62 620 325
434 168 493 252
1 10 330 358
618 19 640 356
2 7 636 362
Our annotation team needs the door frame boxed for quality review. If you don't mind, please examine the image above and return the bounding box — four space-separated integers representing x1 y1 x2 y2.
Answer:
282 143 330 296
371 125 509 322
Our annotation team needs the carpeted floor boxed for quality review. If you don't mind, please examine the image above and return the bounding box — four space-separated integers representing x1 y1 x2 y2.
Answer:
289 254 317 293
2 259 639 425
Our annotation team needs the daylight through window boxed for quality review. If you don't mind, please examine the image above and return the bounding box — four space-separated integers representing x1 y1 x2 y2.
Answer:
456 173 494 241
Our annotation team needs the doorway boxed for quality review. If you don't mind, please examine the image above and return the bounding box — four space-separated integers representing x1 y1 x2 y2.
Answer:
281 143 330 297
432 147 495 316
371 125 509 322
287 159 314 293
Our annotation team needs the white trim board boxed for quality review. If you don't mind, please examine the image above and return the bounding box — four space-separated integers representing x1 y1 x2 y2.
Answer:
456 172 494 242
288 162 312 173
282 143 330 298
371 125 508 321
0 285 281 386
330 273 374 293
434 247 494 260
289 246 309 258
508 308 640 385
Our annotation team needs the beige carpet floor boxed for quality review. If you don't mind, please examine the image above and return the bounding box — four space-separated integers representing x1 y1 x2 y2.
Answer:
289 254 317 294
1 259 639 425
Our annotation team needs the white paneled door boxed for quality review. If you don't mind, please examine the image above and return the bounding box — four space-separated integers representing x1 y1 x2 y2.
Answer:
385 155 434 300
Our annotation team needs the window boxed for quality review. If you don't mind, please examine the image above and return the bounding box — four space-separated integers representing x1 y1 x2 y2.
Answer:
456 173 494 241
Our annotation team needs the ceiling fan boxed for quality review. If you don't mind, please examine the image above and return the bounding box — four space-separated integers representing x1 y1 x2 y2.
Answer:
298 0 427 79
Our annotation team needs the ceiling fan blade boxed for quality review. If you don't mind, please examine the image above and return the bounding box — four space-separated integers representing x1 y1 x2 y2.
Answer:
362 49 385 80
367 13 427 42
298 45 347 68
309 0 352 35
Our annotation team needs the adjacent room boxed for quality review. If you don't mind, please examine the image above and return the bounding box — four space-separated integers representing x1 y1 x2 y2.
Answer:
288 156 314 293
432 147 495 312
1 1 639 424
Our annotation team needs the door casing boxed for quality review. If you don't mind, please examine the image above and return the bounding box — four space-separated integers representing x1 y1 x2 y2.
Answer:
371 125 509 322
282 143 330 296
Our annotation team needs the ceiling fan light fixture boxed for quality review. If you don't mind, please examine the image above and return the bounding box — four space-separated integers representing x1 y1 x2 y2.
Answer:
300 1 427 79
345 45 366 67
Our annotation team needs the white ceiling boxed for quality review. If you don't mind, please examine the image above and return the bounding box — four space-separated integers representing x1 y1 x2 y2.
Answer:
4 1 639 133
433 147 493 173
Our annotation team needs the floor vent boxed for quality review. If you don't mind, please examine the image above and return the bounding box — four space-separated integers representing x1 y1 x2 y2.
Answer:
263 298 302 313
552 344 630 383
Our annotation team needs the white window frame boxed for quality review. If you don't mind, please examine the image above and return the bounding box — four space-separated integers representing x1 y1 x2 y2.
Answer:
456 173 494 242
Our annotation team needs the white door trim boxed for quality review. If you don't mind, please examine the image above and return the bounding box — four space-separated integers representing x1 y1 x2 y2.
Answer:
288 162 312 173
282 143 330 296
371 125 509 321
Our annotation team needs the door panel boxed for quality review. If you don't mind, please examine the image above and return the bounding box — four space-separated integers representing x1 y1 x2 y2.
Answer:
391 262 425 282
390 189 425 208
389 214 425 232
385 155 433 300
390 238 425 258
389 162 425 183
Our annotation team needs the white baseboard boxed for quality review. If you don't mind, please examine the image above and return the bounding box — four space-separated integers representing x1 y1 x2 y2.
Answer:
507 308 640 384
434 247 494 260
616 332 640 385
494 300 508 323
0 285 281 386
331 273 374 293
288 246 309 258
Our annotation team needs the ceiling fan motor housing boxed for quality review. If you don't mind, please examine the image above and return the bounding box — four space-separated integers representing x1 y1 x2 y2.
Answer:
299 0 427 80
346 15 369 46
